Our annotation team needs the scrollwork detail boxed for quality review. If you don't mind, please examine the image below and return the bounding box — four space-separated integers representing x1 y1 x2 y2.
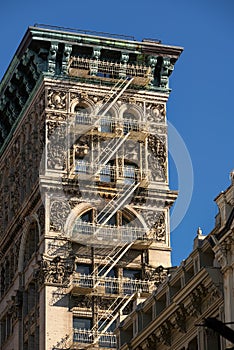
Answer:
50 200 71 232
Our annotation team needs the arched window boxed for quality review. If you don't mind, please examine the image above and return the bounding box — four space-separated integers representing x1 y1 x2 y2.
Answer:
73 208 140 229
123 111 139 134
75 103 92 125
23 221 39 268
99 110 115 133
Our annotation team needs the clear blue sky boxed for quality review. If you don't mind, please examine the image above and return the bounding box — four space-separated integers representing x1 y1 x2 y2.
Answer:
1 0 234 266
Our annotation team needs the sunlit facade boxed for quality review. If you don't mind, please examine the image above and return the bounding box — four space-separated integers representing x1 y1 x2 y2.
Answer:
0 25 182 349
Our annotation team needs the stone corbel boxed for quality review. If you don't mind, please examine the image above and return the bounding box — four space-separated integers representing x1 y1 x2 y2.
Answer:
174 303 187 333
160 57 174 89
34 48 48 72
147 55 157 85
90 47 101 75
159 320 172 346
21 49 34 66
48 41 59 74
62 44 73 75
119 51 130 78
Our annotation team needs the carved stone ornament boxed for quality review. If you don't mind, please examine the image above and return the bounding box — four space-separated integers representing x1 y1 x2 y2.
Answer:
47 90 66 109
47 121 67 170
72 295 92 309
36 255 75 286
189 284 206 316
148 134 167 181
160 57 174 88
146 103 166 124
97 297 117 310
145 333 158 350
48 42 58 74
124 139 140 164
174 304 187 333
8 290 23 322
47 239 72 257
50 200 71 232
159 320 172 346
46 112 67 121
143 211 166 242
145 265 168 286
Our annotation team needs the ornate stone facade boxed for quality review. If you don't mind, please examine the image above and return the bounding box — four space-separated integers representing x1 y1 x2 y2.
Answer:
0 25 183 350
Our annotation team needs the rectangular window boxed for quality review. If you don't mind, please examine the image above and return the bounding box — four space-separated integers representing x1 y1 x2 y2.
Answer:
75 159 88 174
123 269 141 279
76 264 91 275
123 165 136 184
100 118 114 133
73 317 92 330
100 165 113 183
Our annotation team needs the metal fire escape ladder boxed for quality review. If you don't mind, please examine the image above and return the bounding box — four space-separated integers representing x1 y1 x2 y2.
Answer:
95 182 140 231
92 292 137 345
74 77 133 136
93 77 134 121
92 294 129 332
93 132 130 170
92 241 134 289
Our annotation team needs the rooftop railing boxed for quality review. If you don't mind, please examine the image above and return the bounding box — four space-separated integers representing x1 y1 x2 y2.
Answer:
69 57 151 77
34 23 135 40
69 57 152 85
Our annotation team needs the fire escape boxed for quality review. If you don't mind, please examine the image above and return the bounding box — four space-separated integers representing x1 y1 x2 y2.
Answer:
67 76 154 349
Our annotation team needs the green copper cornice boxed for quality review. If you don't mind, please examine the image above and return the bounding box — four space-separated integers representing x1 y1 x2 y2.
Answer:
0 25 183 149
28 25 183 57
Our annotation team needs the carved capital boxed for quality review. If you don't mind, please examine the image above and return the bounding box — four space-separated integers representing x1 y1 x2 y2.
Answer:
36 255 75 286
145 265 168 286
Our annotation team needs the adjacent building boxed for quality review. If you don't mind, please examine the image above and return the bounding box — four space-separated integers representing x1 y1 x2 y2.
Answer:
116 173 234 350
0 25 183 350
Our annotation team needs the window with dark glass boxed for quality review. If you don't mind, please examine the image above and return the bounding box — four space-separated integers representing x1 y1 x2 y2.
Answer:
76 264 91 275
100 163 115 183
123 112 138 134
73 317 92 330
123 269 141 279
123 163 137 184
75 104 92 125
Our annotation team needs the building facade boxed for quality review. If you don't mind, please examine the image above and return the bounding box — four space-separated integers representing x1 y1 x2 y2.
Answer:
116 173 234 350
0 25 182 349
